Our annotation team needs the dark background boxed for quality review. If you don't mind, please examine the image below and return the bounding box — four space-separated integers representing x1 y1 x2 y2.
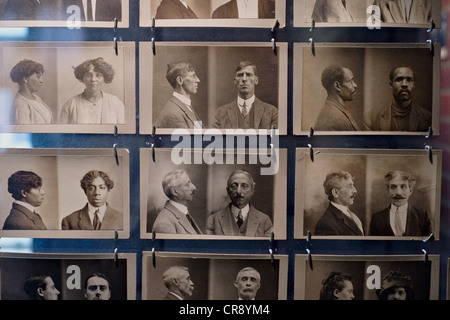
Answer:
0 0 448 303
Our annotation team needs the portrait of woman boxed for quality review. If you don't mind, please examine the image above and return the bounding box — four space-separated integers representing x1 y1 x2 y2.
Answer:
58 57 125 124
9 59 53 125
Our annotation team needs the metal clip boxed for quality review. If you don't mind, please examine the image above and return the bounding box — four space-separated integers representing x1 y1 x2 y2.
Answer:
269 231 275 268
422 249 428 263
308 144 314 162
114 247 118 266
309 38 315 56
271 19 279 32
271 38 276 54
426 126 433 139
151 37 156 55
425 145 433 164
152 125 156 137
151 143 156 163
306 248 313 270
426 39 434 56
308 127 314 138
423 233 434 242
113 143 119 166
306 230 311 242
114 37 118 56
427 19 435 32
152 231 156 268
151 17 156 31
114 125 118 137
310 19 315 32
113 17 118 31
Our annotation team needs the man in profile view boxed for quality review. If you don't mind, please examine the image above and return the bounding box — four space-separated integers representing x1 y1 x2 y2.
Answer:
162 266 195 300
155 0 199 19
212 0 275 18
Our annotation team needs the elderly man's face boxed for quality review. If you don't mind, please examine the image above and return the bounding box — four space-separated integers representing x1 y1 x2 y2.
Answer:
226 173 254 209
172 173 196 203
234 270 261 300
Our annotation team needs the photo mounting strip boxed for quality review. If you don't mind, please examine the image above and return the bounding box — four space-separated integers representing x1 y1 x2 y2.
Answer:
140 0 286 28
293 42 440 135
142 251 288 300
0 252 136 300
0 41 136 134
139 41 288 135
0 148 131 239
294 0 441 29
140 147 287 240
294 254 439 300
0 0 130 28
294 147 442 240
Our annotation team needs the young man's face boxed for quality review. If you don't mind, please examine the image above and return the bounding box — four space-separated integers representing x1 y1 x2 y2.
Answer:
180 70 200 96
86 177 109 208
387 176 413 207
234 65 259 99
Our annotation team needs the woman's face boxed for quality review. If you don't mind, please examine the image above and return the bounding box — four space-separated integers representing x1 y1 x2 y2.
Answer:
82 64 105 91
25 72 44 93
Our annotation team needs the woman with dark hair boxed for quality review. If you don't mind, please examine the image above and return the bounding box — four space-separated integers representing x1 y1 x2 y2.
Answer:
58 57 125 124
9 59 53 124
319 271 355 300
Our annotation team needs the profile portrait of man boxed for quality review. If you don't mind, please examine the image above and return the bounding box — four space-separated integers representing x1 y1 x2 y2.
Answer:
212 0 275 19
314 64 360 131
162 266 195 300
364 65 431 132
376 270 415 300
84 273 111 300
372 0 432 24
3 170 48 230
311 0 355 22
314 171 365 236
319 271 355 300
61 170 122 230
155 0 199 19
154 61 203 129
369 170 432 237
23 274 60 300
234 267 261 300
212 60 278 130
205 170 272 237
152 169 202 234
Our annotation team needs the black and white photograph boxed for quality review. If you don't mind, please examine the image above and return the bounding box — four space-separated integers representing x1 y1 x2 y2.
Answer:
140 0 286 28
140 148 287 239
294 0 441 28
0 148 130 239
0 41 136 134
294 148 442 240
142 251 288 300
0 0 129 28
294 254 439 300
0 252 136 300
293 42 440 135
139 41 288 135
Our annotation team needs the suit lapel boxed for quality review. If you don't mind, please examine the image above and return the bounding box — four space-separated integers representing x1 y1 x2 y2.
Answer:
227 103 239 128
330 205 363 235
78 204 94 230
253 100 264 129
219 205 235 235
165 201 199 234
170 96 202 127
245 206 259 236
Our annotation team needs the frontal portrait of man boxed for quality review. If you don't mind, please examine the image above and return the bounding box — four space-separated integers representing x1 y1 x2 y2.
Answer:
84 273 112 300
234 267 261 300
61 170 123 230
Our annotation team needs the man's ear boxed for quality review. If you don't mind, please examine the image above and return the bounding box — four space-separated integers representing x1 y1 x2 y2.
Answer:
176 75 184 86
333 80 341 92
254 76 259 86
389 81 393 88
331 188 339 198
37 287 45 298
234 281 238 289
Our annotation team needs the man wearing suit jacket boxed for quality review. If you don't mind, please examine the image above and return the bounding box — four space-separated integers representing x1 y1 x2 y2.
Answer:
152 169 202 234
162 266 194 300
314 64 360 131
369 170 432 237
212 0 275 18
373 0 432 24
314 171 365 236
61 170 122 230
3 170 48 230
206 170 273 237
155 0 198 19
311 0 355 22
155 61 203 129
212 61 278 130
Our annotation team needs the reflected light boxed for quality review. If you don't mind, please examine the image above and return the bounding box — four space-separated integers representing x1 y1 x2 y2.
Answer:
0 27 29 38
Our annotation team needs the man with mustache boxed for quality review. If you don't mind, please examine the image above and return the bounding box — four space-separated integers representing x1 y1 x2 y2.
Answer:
152 169 202 234
364 65 431 132
314 171 364 236
234 267 261 300
205 170 273 237
369 170 432 236
162 266 195 300
314 64 360 131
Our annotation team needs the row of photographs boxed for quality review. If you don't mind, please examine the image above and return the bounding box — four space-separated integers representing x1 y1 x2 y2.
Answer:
0 251 444 300
0 0 442 29
0 147 441 241
0 41 441 135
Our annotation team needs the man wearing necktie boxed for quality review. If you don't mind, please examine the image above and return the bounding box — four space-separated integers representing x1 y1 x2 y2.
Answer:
212 60 278 130
311 0 355 23
155 0 199 19
61 170 122 230
205 170 273 237
152 169 202 234
369 170 432 237
66 0 122 22
3 170 48 230
314 171 365 236
212 0 275 19
155 61 203 129
372 0 432 24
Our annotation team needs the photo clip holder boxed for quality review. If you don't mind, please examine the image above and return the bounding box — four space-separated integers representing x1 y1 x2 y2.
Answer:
427 19 435 33
270 125 277 163
271 19 279 54
426 39 434 56
425 144 433 164
308 144 314 162
310 19 315 32
309 38 315 56
152 231 157 268
113 143 119 166
146 125 161 163
113 17 118 31
306 230 313 270
269 231 275 268
422 249 428 263
152 37 156 55
113 230 119 267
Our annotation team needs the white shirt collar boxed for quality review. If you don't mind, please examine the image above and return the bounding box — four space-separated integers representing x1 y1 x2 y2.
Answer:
82 0 97 21
169 200 189 215
88 203 106 222
236 0 259 18
173 92 193 111
389 202 408 233
15 200 37 213
237 95 255 112
231 204 249 220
